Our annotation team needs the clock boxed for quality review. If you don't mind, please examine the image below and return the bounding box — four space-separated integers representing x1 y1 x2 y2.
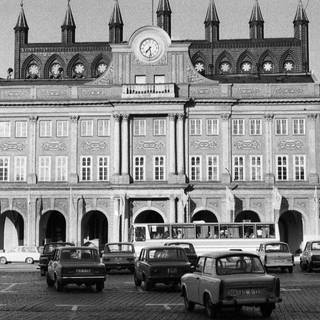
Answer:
74 63 85 75
140 38 160 59
28 64 39 76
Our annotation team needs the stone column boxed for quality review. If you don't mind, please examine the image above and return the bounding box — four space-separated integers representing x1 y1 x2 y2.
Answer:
307 114 319 184
168 113 176 177
177 198 185 223
113 114 121 177
264 114 275 184
27 198 36 246
177 113 185 176
27 116 37 184
221 113 231 183
112 197 120 243
120 114 130 183
169 195 176 223
68 193 77 244
69 115 79 183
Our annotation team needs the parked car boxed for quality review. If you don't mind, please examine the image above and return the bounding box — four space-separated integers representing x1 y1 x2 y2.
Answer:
0 246 40 264
257 241 294 273
102 242 135 273
46 246 106 292
181 251 282 318
39 242 74 276
300 240 320 272
134 246 193 291
164 242 197 266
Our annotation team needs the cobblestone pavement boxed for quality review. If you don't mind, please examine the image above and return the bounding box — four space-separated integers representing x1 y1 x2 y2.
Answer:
0 265 320 320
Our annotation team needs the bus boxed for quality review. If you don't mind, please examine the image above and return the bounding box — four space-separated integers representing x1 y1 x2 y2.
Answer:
129 222 278 256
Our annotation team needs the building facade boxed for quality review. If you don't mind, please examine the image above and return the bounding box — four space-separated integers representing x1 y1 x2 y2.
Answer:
0 0 319 253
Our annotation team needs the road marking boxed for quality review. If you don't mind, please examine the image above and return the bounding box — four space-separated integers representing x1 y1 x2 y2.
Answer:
0 283 17 293
56 304 91 311
146 303 184 310
281 288 301 292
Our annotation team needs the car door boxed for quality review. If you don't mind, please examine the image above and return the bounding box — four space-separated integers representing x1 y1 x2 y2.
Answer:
47 249 59 280
135 249 145 280
9 247 20 262
257 244 265 263
188 256 205 303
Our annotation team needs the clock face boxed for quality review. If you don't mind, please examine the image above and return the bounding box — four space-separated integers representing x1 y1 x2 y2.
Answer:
51 63 62 76
28 64 39 75
140 38 160 59
97 63 107 74
74 63 85 74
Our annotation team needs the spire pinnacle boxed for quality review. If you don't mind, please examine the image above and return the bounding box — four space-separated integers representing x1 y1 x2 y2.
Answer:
62 0 76 28
109 0 123 25
157 0 171 13
294 0 309 22
250 0 264 22
205 0 219 24
15 0 29 30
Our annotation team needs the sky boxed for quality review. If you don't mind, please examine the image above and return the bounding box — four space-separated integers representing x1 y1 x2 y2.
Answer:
0 0 319 80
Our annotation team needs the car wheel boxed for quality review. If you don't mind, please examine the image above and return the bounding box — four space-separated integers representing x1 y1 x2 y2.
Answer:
182 288 195 312
307 262 313 273
288 266 293 273
204 294 216 319
54 277 63 292
260 303 274 318
40 268 46 276
25 257 34 264
134 273 142 287
300 261 306 271
142 277 152 291
96 282 104 292
0 257 7 264
46 274 54 287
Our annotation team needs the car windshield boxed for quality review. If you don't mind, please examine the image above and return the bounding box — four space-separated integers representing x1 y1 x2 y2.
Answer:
216 255 264 275
265 243 289 253
167 243 195 254
147 248 187 261
311 242 320 250
105 244 134 253
60 248 99 261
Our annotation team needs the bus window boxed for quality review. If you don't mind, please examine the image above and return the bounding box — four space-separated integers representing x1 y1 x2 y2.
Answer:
148 225 170 239
172 225 196 239
260 224 275 238
135 227 146 241
244 225 255 238
227 224 243 239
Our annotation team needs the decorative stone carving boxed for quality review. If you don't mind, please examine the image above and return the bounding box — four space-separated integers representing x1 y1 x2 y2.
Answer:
0 199 9 212
271 86 304 97
54 198 68 214
206 198 219 208
136 141 165 150
121 114 129 121
131 200 146 214
82 141 107 152
264 114 274 121
233 140 261 150
113 113 121 121
91 62 114 85
1 88 31 100
186 59 206 83
191 140 217 150
294 198 307 209
97 198 111 209
250 198 264 208
70 115 79 123
221 113 231 121
29 116 38 122
13 198 27 212
278 140 303 150
168 113 176 121
152 200 167 212
36 88 70 99
42 142 66 152
133 54 168 66
234 87 266 99
0 143 24 152
307 114 318 120
78 87 109 98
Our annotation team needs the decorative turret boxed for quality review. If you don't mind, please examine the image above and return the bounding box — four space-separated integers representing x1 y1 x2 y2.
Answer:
109 0 123 43
249 0 264 39
293 0 309 72
61 0 76 44
157 0 171 37
204 0 220 42
14 1 29 79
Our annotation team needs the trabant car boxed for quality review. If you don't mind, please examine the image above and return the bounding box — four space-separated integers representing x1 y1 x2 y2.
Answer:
46 246 106 292
181 251 281 318
0 246 40 264
164 242 197 267
102 242 135 273
39 242 74 276
300 240 320 272
257 241 294 273
134 246 193 291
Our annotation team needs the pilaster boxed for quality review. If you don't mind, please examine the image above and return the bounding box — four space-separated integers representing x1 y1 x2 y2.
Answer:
112 113 121 183
69 115 79 183
307 114 319 184
27 116 37 184
120 114 130 184
264 113 275 184
221 113 231 184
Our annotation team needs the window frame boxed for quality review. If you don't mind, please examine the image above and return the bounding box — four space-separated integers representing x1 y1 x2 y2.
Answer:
293 154 306 181
233 155 245 181
15 121 27 138
55 156 68 182
275 119 288 135
56 120 69 137
250 155 263 181
249 119 262 136
293 119 305 135
276 155 288 181
189 155 202 181
39 120 52 137
232 119 245 135
153 119 166 136
97 119 111 137
190 119 202 136
38 156 51 182
80 156 93 181
14 156 27 182
134 119 146 136
134 156 146 181
153 155 166 181
80 120 94 137
206 119 219 135
0 156 10 181
97 156 110 181
206 155 219 181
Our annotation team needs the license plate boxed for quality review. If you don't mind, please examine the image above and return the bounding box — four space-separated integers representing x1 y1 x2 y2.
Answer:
168 267 177 274
76 269 91 273
229 288 261 296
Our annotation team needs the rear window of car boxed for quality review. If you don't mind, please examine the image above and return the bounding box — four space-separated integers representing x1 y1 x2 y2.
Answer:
44 243 73 254
216 255 264 275
147 248 187 261
60 248 100 261
311 242 320 250
105 244 134 253
265 243 289 253
166 243 195 254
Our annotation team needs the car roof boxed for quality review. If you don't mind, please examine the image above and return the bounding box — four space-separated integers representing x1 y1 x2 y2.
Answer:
45 242 74 246
105 242 133 246
59 246 98 251
143 246 184 251
164 242 194 245
200 251 259 258
261 241 288 246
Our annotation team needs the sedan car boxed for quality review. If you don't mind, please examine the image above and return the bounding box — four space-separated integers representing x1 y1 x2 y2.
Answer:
39 242 74 276
181 251 281 318
134 246 193 291
46 246 106 292
164 242 197 267
300 240 320 272
257 241 294 273
102 242 135 273
0 246 40 264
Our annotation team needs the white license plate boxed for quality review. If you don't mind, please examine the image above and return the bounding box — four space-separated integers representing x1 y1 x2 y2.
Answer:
76 269 91 273
229 288 261 296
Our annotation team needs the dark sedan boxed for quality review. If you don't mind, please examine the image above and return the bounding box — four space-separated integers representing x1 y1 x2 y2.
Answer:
39 242 74 276
164 242 197 267
46 246 106 292
134 246 193 291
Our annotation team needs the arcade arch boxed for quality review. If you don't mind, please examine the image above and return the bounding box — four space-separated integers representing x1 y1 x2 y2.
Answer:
191 210 218 222
134 210 164 223
39 211 66 245
235 210 261 222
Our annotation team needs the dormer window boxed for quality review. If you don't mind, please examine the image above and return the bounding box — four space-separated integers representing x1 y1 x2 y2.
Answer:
219 62 232 74
27 64 39 79
262 61 274 73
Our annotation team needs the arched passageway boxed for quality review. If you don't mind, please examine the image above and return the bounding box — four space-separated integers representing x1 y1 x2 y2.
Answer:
134 210 164 223
235 210 261 222
191 210 218 223
279 210 303 253
0 211 24 250
39 211 66 245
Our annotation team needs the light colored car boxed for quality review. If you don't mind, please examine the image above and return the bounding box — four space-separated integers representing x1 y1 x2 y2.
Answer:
257 241 294 273
300 240 320 272
181 251 281 318
0 246 40 264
